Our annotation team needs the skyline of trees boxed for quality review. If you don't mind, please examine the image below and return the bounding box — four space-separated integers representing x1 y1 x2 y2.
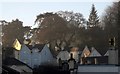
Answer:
1 19 31 47
0 2 119 54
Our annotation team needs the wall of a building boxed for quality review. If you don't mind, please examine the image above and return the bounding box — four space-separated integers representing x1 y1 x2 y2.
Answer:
19 44 56 68
40 45 56 65
77 65 120 74
108 49 118 64
57 51 70 61
19 45 32 67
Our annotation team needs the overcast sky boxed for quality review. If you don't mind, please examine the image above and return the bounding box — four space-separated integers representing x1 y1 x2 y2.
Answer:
1 1 114 26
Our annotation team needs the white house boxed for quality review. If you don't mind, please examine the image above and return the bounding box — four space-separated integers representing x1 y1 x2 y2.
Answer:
57 50 70 63
108 49 118 65
88 47 102 64
12 39 22 59
31 44 56 67
104 48 118 65
70 47 79 62
89 47 101 57
19 44 32 68
80 46 91 64
81 46 90 58
14 44 56 68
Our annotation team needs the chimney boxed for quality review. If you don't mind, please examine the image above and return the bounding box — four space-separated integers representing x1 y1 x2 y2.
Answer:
108 37 118 64
70 53 73 59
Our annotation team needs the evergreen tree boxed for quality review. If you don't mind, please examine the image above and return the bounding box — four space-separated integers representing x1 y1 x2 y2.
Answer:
87 4 100 29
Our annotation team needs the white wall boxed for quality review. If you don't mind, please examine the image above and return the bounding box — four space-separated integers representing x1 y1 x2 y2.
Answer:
57 51 70 61
19 45 32 68
31 48 40 68
40 45 55 65
19 44 56 68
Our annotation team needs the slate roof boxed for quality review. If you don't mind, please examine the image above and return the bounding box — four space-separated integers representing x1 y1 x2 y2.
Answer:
3 57 33 73
51 46 72 58
104 50 109 56
88 47 102 57
3 57 32 69
2 65 20 73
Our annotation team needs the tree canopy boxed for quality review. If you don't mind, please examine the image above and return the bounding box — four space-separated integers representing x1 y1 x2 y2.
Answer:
2 19 31 47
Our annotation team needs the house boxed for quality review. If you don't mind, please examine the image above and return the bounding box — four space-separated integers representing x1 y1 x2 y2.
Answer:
31 44 56 67
88 47 102 64
79 46 108 65
81 46 90 58
12 39 22 59
107 48 118 65
19 44 32 68
103 50 109 64
57 50 70 63
13 39 22 51
3 57 33 74
70 47 80 62
18 44 56 68
89 47 101 57
80 46 91 64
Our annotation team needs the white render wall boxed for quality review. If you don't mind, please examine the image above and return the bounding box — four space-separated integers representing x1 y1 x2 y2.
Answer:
57 50 70 61
40 45 55 65
19 44 56 68
19 44 32 67
31 48 40 68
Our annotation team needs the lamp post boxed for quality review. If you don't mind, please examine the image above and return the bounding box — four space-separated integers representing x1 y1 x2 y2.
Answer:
108 37 118 64
68 53 77 74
